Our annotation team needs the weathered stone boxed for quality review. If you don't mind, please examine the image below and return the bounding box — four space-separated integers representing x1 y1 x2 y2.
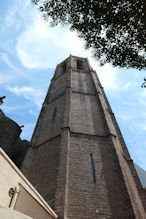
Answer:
0 111 30 168
0 116 21 157
21 56 146 219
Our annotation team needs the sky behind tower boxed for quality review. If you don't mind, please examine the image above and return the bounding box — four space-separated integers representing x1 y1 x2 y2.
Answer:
0 0 146 170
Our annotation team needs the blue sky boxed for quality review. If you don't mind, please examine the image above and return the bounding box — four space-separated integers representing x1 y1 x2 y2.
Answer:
0 0 146 170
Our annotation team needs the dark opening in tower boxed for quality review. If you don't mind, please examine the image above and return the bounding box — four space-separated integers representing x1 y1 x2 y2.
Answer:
77 60 83 70
62 62 67 72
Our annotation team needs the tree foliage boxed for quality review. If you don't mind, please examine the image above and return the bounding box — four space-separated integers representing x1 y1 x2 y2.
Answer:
33 0 145 70
141 78 146 88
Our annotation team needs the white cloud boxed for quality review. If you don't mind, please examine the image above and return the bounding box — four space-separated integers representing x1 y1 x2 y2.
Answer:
116 113 132 121
1 0 145 170
0 53 17 84
4 0 31 29
16 9 118 90
16 17 88 69
97 63 118 90
1 101 32 114
7 86 45 108
130 121 146 134
4 0 20 28
123 82 131 90
0 53 17 71
139 89 146 106
0 53 28 79
0 74 14 84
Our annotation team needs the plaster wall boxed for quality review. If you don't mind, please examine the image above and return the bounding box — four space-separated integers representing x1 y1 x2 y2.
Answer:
0 206 32 219
0 148 57 219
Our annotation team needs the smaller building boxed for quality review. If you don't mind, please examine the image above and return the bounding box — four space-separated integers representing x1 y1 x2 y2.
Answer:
0 147 58 219
0 109 29 168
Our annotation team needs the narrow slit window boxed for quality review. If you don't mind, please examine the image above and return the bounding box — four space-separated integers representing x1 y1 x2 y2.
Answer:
90 153 96 183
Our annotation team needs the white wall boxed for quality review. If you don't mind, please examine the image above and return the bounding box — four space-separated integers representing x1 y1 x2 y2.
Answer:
0 148 57 219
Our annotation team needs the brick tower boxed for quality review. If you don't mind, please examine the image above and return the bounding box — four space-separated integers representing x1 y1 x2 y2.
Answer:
22 56 146 219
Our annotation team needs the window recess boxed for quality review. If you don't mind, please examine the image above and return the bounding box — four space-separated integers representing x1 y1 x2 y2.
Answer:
90 153 96 184
77 60 83 70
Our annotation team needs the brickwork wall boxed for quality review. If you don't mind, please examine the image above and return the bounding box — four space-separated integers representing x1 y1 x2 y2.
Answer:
91 68 146 213
70 92 106 136
31 93 65 146
143 189 146 211
23 136 61 209
128 162 146 212
67 133 111 219
22 58 71 216
66 133 136 218
22 55 146 219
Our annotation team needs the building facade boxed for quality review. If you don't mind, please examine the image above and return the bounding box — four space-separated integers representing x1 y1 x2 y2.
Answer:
0 148 57 219
21 56 146 218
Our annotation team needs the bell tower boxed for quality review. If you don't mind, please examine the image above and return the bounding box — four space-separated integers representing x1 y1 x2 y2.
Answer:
22 56 146 218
